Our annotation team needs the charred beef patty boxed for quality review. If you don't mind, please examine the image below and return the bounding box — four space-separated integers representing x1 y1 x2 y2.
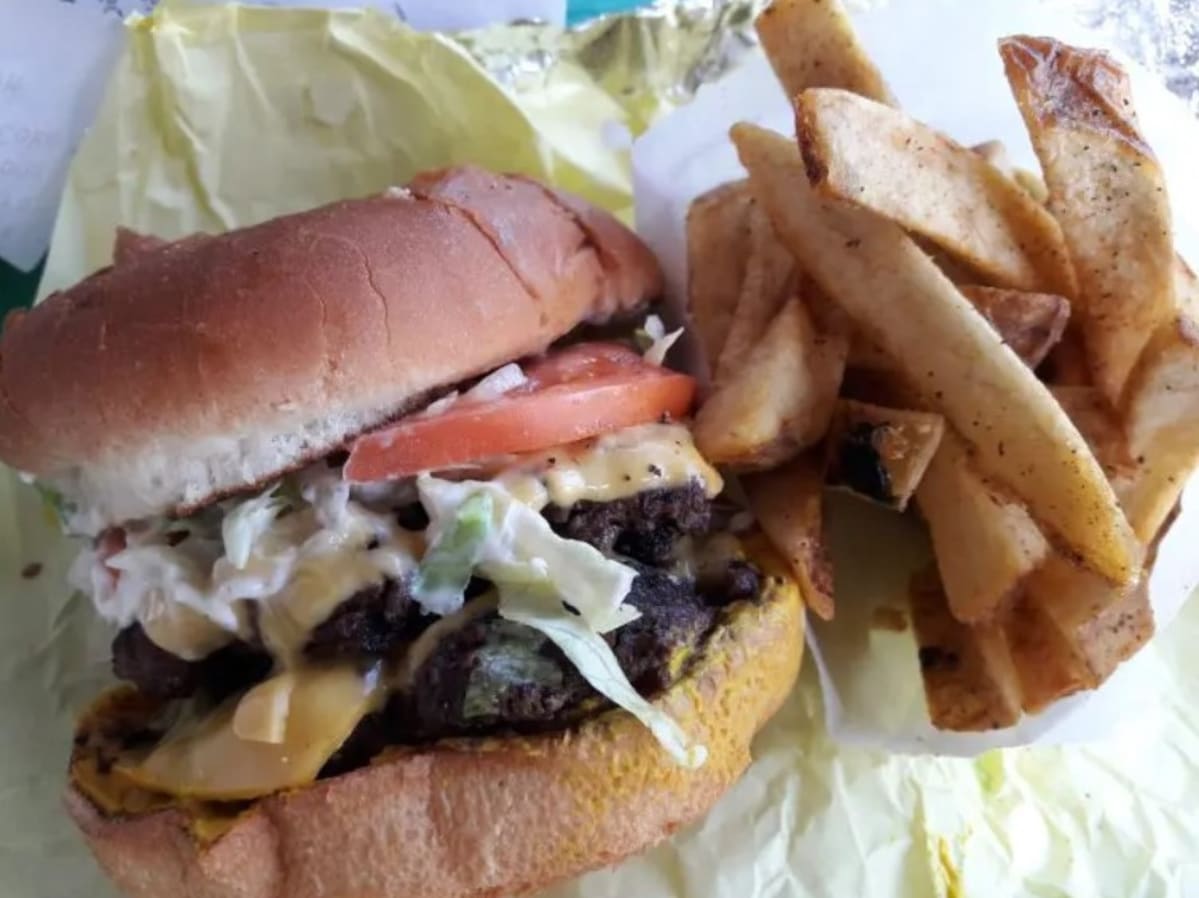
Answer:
320 564 734 778
405 564 717 738
112 625 271 702
110 483 762 755
304 578 426 662
546 481 710 566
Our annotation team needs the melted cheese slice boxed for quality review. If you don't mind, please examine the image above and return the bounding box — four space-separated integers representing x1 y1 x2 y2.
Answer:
141 601 237 661
543 423 723 505
119 664 382 801
499 423 723 510
232 671 297 744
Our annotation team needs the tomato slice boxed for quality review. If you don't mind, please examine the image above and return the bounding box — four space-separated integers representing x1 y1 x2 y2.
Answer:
344 343 696 483
522 342 647 387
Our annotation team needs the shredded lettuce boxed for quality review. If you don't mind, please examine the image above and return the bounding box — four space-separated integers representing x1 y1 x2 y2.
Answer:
417 475 639 632
72 466 421 656
102 536 238 645
636 314 684 366
418 362 528 420
222 486 288 569
413 492 493 614
417 475 705 766
499 582 707 768
420 391 460 417
33 482 71 528
298 466 351 531
464 362 526 402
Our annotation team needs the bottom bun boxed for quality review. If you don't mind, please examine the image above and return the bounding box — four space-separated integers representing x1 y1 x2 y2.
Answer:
66 548 804 898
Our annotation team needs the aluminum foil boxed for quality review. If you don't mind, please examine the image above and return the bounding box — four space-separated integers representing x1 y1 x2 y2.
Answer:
454 0 1199 129
455 1 770 135
1068 0 1199 115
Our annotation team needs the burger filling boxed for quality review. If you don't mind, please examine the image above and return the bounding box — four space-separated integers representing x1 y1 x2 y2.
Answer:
65 339 767 802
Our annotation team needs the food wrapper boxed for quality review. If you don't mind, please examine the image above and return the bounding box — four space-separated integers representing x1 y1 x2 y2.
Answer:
2 2 1198 897
633 0 1199 754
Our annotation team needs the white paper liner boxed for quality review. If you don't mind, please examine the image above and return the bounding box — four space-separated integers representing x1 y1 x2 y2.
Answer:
632 0 1199 755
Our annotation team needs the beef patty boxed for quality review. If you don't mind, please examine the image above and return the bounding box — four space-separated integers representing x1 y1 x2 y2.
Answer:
546 481 711 566
109 483 762 763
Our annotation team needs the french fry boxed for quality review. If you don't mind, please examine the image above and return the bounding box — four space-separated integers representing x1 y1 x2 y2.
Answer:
686 181 755 366
1001 36 1177 405
957 285 1069 369
1013 169 1050 206
796 88 1077 296
1020 555 1155 686
971 140 1012 174
1124 311 1199 461
715 201 796 383
970 141 1050 206
1005 595 1091 712
1042 328 1092 386
849 286 1068 372
914 236 987 286
1117 260 1199 542
754 0 894 105
1054 384 1190 546
1116 458 1192 549
1050 386 1134 475
825 399 944 511
693 293 848 469
731 123 1138 584
909 569 1022 731
744 452 835 620
917 430 1050 624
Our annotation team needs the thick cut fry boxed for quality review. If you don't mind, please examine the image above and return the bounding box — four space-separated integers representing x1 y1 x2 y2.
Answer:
1055 384 1191 545
1001 36 1176 405
849 286 1068 372
1042 328 1092 386
1124 310 1199 460
694 294 847 469
686 181 755 366
755 0 894 105
1117 261 1199 541
1050 386 1134 476
970 141 1051 206
744 453 834 619
1014 169 1050 206
731 123 1138 584
917 430 1050 624
715 201 796 383
1005 596 1091 712
1117 458 1192 548
826 400 944 511
909 569 1022 731
796 89 1077 296
1021 556 1155 686
957 285 1069 369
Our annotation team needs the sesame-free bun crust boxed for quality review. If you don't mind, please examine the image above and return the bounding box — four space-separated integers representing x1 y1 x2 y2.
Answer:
0 167 661 532
67 558 803 898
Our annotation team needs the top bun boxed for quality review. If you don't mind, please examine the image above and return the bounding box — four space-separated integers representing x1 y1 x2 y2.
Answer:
0 167 662 532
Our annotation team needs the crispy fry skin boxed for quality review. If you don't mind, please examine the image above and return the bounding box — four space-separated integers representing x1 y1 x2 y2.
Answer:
731 123 1138 585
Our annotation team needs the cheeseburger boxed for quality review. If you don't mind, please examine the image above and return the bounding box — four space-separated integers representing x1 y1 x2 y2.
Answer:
0 166 802 898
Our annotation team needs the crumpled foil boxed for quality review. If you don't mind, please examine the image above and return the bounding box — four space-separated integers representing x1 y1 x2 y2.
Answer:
456 1 768 136
1068 0 1199 115
453 0 1199 128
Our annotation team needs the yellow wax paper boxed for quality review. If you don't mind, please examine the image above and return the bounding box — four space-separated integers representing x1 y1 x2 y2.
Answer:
3 3 1197 897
